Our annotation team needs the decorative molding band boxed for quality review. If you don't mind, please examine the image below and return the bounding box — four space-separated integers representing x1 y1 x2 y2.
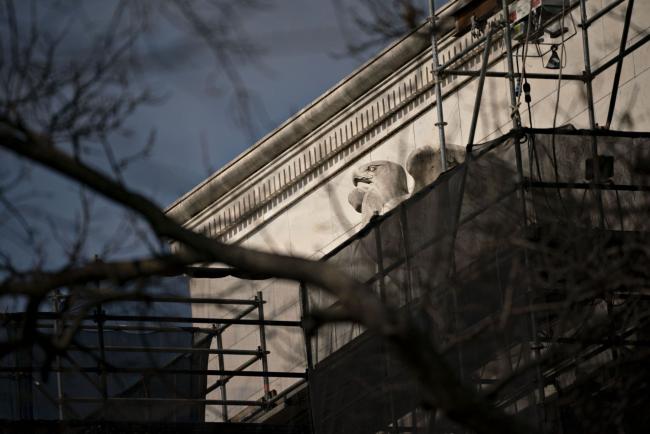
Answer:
191 24 507 243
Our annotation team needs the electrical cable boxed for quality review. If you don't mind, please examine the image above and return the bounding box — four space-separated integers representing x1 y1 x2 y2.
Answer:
515 7 555 219
550 1 571 219
515 9 534 111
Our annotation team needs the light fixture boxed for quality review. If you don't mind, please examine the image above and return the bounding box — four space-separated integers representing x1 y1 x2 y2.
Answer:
545 45 561 69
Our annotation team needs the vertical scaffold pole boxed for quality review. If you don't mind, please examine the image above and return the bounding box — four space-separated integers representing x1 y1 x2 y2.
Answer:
399 205 414 305
95 305 108 412
579 0 606 228
466 25 494 151
501 0 521 130
428 0 448 171
52 291 64 420
501 0 526 217
500 1 543 429
374 226 387 303
605 0 635 129
256 291 271 401
299 282 314 371
92 256 108 417
215 331 229 421
579 0 598 133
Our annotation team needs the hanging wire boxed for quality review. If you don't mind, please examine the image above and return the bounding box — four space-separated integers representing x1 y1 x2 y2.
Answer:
514 9 534 111
549 1 571 219
515 7 557 219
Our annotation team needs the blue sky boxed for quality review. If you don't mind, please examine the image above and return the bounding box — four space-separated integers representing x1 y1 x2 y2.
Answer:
1 0 450 269
122 0 449 206
125 1 377 206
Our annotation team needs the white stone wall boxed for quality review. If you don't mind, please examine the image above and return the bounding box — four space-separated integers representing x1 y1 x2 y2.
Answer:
188 1 650 421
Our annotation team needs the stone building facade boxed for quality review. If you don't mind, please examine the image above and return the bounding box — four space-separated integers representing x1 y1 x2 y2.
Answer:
165 0 650 423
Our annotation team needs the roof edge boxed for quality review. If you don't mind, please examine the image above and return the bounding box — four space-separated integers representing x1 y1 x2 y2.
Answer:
166 7 457 224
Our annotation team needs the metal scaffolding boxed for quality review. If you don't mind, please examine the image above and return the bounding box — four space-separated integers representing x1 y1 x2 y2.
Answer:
303 1 650 432
0 291 308 423
306 126 650 433
1 1 648 433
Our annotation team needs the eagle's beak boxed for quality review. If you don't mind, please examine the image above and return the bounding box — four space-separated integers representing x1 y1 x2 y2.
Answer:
352 175 372 187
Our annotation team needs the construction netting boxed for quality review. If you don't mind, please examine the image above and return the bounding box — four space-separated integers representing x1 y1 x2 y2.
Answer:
307 129 650 434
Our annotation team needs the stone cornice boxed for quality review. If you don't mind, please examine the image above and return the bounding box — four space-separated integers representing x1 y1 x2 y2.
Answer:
166 25 432 224
163 0 478 225
180 17 509 243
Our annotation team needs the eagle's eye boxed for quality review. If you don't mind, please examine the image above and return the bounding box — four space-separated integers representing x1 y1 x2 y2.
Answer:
368 165 377 172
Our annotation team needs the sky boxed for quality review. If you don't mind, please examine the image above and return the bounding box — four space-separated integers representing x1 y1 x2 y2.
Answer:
1 0 450 269
118 0 448 206
124 1 378 206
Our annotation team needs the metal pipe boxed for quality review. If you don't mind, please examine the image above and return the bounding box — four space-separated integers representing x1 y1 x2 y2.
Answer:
501 0 521 129
374 226 387 302
205 354 264 394
1 366 307 377
66 345 265 356
360 189 520 294
605 0 635 129
32 322 223 334
537 337 650 346
520 127 650 138
580 4 598 132
500 0 542 426
592 33 650 78
299 282 314 371
579 0 606 228
437 0 581 76
428 0 448 170
215 332 228 421
447 159 471 383
51 293 64 420
94 306 108 411
33 380 80 419
399 205 414 304
65 397 267 406
239 379 308 423
113 295 259 305
444 69 584 81
59 347 102 390
583 0 624 28
256 291 271 401
493 324 644 408
8 312 300 327
526 181 650 192
466 26 494 150
214 303 259 334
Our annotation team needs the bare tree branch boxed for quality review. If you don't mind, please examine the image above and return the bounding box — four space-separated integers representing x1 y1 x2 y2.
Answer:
0 115 530 433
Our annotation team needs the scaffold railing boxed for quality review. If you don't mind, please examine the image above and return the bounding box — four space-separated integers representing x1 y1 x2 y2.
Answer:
0 291 308 423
